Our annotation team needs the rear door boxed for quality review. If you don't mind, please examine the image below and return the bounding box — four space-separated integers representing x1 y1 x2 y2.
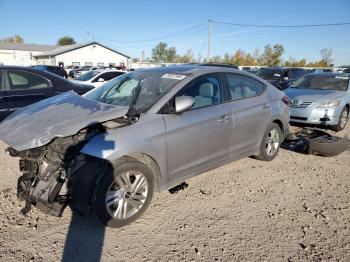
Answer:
163 73 233 180
224 73 270 156
3 69 54 115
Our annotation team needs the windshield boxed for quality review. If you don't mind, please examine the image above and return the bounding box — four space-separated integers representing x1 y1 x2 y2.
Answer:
76 71 100 81
291 75 349 91
256 68 284 80
83 71 188 113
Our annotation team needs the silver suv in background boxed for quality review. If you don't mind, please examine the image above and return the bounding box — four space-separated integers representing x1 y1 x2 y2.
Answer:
0 65 290 227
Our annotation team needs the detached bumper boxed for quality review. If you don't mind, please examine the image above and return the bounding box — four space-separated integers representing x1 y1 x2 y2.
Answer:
290 107 341 126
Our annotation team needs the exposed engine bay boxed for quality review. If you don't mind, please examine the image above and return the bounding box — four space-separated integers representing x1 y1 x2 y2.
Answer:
6 118 130 217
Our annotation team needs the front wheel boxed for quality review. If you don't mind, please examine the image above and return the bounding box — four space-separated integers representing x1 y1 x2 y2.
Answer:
94 157 154 228
256 123 282 161
332 107 348 132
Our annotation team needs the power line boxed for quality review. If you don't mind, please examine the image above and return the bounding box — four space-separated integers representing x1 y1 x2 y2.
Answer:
88 21 207 43
212 20 350 28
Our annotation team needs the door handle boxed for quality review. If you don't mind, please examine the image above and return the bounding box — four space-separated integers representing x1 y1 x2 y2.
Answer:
217 114 231 123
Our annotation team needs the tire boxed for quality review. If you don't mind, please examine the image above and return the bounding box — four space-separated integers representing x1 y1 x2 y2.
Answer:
331 107 348 132
256 123 282 161
94 157 154 228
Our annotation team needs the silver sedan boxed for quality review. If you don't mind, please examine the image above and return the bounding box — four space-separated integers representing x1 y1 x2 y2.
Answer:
285 73 350 131
0 65 290 227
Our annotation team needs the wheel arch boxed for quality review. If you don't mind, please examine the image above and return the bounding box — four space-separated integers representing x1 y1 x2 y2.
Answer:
121 152 162 191
272 119 284 132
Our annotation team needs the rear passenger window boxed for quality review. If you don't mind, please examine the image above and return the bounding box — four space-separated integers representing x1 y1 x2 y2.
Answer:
177 74 224 109
8 71 51 90
226 74 265 101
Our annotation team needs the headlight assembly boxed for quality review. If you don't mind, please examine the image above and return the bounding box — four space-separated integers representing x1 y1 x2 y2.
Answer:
316 99 340 108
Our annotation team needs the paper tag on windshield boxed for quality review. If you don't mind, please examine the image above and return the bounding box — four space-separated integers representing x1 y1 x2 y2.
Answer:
161 74 187 80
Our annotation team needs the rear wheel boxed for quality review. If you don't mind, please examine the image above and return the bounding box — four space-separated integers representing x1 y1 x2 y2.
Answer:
94 157 154 228
256 123 282 161
332 107 348 132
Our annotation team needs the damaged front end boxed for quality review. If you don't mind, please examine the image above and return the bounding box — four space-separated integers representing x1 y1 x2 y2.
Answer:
6 120 127 217
0 91 134 217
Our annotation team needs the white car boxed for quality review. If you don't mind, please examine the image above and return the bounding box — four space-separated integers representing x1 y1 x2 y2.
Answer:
73 69 126 88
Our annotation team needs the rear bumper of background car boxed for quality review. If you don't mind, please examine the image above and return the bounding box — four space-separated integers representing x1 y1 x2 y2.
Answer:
290 107 341 126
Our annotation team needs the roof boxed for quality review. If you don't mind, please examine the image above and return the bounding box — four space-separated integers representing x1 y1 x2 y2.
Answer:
34 41 130 58
133 64 243 76
0 42 56 52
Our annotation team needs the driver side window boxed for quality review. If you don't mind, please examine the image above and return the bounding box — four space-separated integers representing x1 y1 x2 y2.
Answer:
177 74 223 109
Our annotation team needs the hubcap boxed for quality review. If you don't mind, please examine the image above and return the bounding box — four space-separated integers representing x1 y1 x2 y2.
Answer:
265 128 280 157
340 110 348 129
105 171 148 220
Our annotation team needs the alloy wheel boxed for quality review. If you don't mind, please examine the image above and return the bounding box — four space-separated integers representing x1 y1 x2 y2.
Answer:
265 128 280 157
340 110 348 129
105 171 148 220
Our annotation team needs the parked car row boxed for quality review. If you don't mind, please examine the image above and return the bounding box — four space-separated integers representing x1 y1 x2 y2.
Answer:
256 67 308 90
68 65 128 79
72 69 126 88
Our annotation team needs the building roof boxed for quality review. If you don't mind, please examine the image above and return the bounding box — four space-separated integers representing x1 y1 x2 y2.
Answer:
0 42 56 52
34 41 130 59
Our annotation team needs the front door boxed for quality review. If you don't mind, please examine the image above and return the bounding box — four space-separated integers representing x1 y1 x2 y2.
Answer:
163 74 233 181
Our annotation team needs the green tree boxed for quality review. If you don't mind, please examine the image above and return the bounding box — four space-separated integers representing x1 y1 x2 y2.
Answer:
223 53 231 63
261 44 285 66
211 55 223 63
244 53 257 66
57 36 76 46
1 35 24 43
167 47 177 63
151 42 178 63
177 49 195 63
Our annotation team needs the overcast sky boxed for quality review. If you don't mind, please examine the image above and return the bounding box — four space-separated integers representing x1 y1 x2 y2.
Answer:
1 0 350 65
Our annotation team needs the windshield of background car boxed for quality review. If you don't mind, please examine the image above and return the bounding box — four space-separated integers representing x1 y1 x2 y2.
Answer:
256 69 284 80
76 71 100 81
83 71 189 113
291 75 349 91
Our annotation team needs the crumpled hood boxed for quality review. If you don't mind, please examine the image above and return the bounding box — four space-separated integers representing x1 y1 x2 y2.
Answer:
0 91 129 151
285 88 345 102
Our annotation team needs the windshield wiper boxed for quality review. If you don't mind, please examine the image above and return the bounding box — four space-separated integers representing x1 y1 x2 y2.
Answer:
126 84 142 123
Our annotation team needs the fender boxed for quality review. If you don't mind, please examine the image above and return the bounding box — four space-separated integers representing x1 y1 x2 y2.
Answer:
80 113 168 186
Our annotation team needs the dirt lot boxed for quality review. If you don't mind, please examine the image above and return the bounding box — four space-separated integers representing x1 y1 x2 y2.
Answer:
0 124 349 262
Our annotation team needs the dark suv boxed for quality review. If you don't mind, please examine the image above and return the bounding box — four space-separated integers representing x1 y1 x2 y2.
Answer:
32 65 68 79
256 67 307 90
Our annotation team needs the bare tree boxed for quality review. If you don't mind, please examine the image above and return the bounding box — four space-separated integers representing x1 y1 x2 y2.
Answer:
320 48 333 66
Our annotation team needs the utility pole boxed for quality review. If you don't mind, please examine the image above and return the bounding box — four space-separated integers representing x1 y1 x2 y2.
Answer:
207 19 212 62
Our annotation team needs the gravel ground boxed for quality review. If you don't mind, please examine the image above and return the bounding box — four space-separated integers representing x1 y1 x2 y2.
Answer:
0 124 349 262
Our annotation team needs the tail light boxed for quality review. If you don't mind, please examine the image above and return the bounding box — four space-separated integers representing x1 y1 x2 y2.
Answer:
282 95 290 106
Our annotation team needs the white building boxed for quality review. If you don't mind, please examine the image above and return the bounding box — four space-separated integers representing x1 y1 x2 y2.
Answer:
0 41 130 68
0 42 54 66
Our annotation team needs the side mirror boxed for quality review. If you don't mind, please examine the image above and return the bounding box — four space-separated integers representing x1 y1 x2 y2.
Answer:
175 96 195 113
98 77 105 82
282 76 289 81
